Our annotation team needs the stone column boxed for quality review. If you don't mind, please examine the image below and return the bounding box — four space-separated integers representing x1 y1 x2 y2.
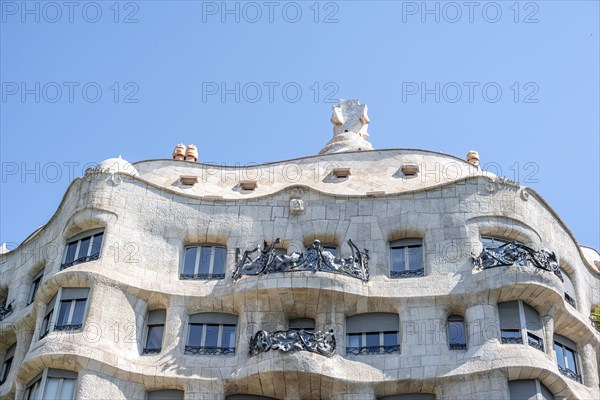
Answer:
465 303 498 348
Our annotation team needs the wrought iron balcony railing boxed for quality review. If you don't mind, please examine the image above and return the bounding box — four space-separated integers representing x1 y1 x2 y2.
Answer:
346 345 400 355
449 343 467 350
60 253 100 270
558 366 582 383
390 268 424 278
0 303 13 322
54 323 83 332
590 313 600 333
180 273 225 280
250 329 336 357
526 334 544 352
471 241 562 281
184 346 235 356
234 238 369 281
142 347 162 354
564 293 576 308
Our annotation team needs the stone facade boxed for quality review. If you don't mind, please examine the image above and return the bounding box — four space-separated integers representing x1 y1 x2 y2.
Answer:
0 101 599 399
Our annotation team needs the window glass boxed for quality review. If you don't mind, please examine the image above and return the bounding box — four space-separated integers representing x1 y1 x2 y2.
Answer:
565 347 577 372
390 247 405 271
90 233 103 256
183 247 197 275
188 325 203 347
213 247 227 274
347 333 361 348
79 237 91 258
198 247 212 275
554 342 565 369
29 275 43 305
448 321 465 345
72 300 86 325
365 332 379 348
407 245 423 270
383 331 398 346
42 378 59 399
204 324 219 347
65 243 78 264
146 326 164 349
60 379 76 398
221 325 236 348
57 301 72 326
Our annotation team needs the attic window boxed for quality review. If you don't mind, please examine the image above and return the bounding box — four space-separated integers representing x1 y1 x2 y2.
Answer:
401 164 419 176
333 168 351 179
240 181 257 191
180 175 198 186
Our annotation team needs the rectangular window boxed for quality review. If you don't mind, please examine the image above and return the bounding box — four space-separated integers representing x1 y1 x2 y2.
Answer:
25 369 77 400
41 289 89 338
143 310 166 354
55 299 86 331
181 245 226 280
185 322 236 355
346 331 400 355
61 230 104 269
501 329 522 344
554 339 581 383
0 344 15 385
390 239 424 278
28 271 44 305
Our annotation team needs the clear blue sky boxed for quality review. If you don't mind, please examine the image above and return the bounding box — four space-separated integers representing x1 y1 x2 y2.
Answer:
1 1 599 250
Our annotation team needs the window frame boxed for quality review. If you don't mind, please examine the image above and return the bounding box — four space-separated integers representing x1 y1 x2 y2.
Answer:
0 344 15 385
180 244 227 280
28 270 44 305
498 300 544 352
389 238 425 278
447 314 467 350
143 309 166 354
185 313 237 356
39 288 90 339
288 318 315 332
61 228 105 269
554 335 582 383
24 368 78 400
346 313 400 355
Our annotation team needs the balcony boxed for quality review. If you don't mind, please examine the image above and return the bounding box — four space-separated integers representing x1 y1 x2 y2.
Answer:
391 268 424 278
54 323 83 332
179 273 225 280
558 366 582 383
449 343 467 350
0 303 13 322
60 253 99 270
346 345 400 355
142 347 162 355
184 346 235 356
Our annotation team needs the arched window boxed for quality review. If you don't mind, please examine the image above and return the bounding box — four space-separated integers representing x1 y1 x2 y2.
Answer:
181 244 227 280
40 288 90 339
61 228 104 269
185 313 237 355
447 315 466 350
24 368 78 400
508 379 553 400
146 389 184 400
554 334 582 383
498 301 544 352
143 310 166 354
346 313 399 355
289 318 315 332
390 239 424 278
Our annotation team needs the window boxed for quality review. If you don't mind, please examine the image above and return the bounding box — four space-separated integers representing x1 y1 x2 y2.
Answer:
321 244 337 258
508 379 554 400
289 318 315 332
498 301 544 352
226 396 279 400
28 270 44 305
24 369 77 400
554 335 581 383
560 268 576 308
0 294 12 322
346 313 399 355
147 389 184 400
144 310 166 354
181 245 226 280
40 288 89 338
185 313 237 355
61 229 104 269
481 236 526 266
447 315 466 350
390 239 424 278
0 344 15 385
378 395 436 400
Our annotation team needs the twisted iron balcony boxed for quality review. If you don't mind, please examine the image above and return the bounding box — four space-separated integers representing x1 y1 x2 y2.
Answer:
250 329 336 357
60 253 100 270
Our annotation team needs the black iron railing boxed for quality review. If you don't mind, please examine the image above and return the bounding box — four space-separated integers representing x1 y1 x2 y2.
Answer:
564 293 576 308
142 347 161 354
61 253 100 270
449 343 467 350
390 268 424 278
346 345 400 355
558 366 582 383
527 334 544 352
184 346 235 356
180 273 225 280
54 323 83 332
0 303 13 321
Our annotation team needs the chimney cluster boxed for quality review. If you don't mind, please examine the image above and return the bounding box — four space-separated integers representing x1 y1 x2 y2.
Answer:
466 150 480 167
173 144 198 162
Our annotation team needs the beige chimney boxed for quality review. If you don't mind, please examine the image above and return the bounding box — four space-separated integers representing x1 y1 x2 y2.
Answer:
172 144 186 161
185 144 198 162
466 150 480 167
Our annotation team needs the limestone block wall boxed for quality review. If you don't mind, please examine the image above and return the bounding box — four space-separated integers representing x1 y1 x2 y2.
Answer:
0 149 598 399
